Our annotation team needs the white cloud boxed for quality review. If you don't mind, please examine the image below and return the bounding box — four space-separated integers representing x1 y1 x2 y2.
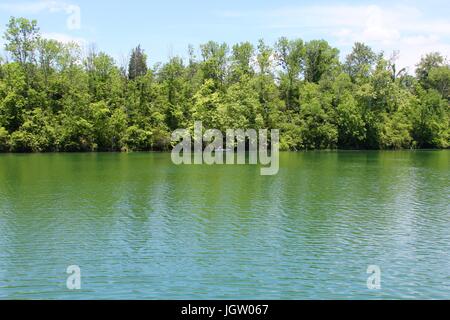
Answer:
220 4 450 70
0 0 69 14
0 1 51 14
0 0 81 30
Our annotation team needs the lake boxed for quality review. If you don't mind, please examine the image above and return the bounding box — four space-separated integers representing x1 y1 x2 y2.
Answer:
0 151 449 299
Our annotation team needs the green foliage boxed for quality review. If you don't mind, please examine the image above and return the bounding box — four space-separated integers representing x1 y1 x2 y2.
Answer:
0 17 449 153
428 66 450 100
304 40 340 83
275 37 305 110
297 82 338 149
336 92 366 148
230 42 255 82
416 52 446 86
379 111 413 149
344 42 377 82
58 116 95 152
122 125 153 151
199 41 228 89
4 17 40 66
412 88 449 148
0 127 9 151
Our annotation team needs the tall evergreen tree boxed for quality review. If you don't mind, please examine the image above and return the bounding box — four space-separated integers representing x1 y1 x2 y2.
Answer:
128 45 148 80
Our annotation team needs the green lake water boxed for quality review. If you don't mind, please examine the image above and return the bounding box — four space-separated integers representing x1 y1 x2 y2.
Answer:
0 151 449 299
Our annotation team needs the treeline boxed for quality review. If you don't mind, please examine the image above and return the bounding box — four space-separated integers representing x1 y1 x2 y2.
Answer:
0 17 449 152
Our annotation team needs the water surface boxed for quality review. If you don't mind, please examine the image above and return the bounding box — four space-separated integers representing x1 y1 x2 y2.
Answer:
0 151 449 299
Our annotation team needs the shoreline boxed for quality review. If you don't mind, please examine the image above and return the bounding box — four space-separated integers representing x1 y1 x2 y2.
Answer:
0 149 448 155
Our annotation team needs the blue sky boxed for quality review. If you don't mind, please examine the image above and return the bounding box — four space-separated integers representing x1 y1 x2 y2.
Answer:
1 0 449 71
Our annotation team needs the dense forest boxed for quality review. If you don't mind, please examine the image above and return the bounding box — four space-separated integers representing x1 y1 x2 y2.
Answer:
0 17 448 152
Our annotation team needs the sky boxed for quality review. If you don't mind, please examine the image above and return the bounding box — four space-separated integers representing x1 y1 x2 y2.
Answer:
0 0 449 72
